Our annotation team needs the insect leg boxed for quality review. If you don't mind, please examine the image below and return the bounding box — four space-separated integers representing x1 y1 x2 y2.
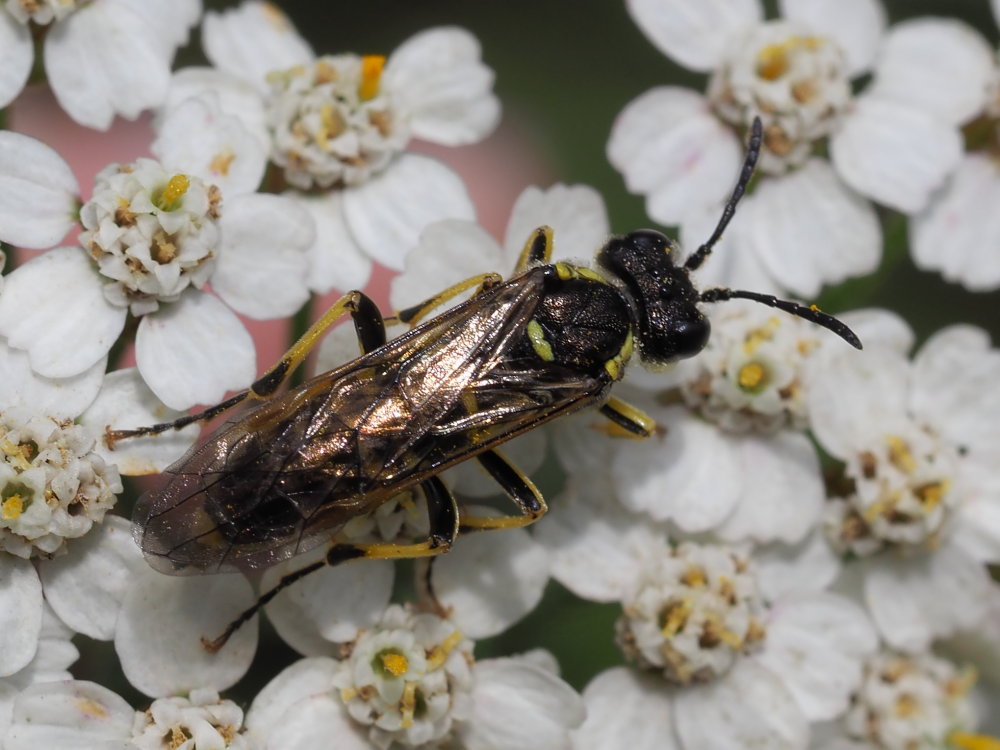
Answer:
202 476 459 653
107 292 385 445
459 449 548 532
391 272 504 327
513 225 554 273
598 396 656 438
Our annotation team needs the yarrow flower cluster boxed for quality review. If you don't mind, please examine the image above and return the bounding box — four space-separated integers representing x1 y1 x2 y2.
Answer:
1 2 1000 750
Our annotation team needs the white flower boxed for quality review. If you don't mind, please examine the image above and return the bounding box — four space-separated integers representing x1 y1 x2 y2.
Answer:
164 0 500 292
4 681 255 749
0 0 201 129
809 324 1000 651
0 125 315 409
0 337 197 679
554 502 876 750
611 0 981 297
909 11 1000 292
245 604 584 750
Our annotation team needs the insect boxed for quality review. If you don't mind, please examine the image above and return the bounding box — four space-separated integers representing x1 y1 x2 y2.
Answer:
109 118 860 651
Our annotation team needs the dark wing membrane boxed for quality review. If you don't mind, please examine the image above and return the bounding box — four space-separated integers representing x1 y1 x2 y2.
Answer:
133 268 606 574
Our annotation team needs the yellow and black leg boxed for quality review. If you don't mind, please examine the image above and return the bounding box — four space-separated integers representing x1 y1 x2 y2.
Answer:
107 291 387 446
458 448 548 533
390 272 504 327
513 225 554 273
597 395 657 438
203 475 460 652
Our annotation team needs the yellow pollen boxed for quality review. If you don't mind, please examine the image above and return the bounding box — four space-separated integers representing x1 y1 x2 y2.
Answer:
359 54 386 100
426 629 464 670
756 36 822 81
380 651 409 677
948 731 1000 750
886 435 916 474
680 565 707 588
2 494 24 520
75 697 109 719
915 481 947 512
661 598 692 638
209 149 236 177
339 686 358 702
159 174 190 209
738 361 766 390
2 439 32 471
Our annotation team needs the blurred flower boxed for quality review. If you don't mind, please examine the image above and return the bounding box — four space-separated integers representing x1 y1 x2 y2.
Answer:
611 0 982 297
809 324 1000 651
161 0 501 292
0 123 315 409
245 604 584 750
4 682 253 749
0 0 200 129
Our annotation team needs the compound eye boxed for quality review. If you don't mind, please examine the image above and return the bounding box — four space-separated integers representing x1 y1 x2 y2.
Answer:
671 317 711 360
625 229 670 254
641 314 711 365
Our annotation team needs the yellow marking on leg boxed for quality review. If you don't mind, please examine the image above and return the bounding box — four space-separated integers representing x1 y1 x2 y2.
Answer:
515 225 553 272
600 394 656 438
359 539 448 560
391 272 503 327
459 509 545 531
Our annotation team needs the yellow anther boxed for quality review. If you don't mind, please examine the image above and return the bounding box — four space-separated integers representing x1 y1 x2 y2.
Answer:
915 481 947 512
400 681 417 729
427 629 464 670
738 361 766 390
359 54 386 100
380 651 409 677
886 435 916 474
756 36 822 80
680 565 706 588
2 439 31 471
2 494 24 520
661 598 692 638
894 693 918 717
158 174 190 210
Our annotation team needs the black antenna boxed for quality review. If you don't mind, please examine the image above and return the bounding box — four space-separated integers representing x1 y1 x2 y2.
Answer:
700 287 862 349
685 117 763 272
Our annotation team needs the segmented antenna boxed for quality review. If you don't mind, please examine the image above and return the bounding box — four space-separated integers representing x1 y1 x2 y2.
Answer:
685 117 763 272
700 287 862 349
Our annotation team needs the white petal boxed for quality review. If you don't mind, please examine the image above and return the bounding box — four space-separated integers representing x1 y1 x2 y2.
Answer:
757 592 876 721
864 542 993 651
385 27 500 146
0 340 105 419
44 0 171 129
0 559 42 678
433 511 549 638
535 479 661 603
36 516 144 641
259 692 368 750
716 431 823 545
779 0 886 76
342 153 476 271
390 219 501 312
0 15 31 108
246 656 340 739
910 153 1000 290
5 681 134 750
608 87 743 224
869 18 994 126
612 407 741 531
626 0 763 71
115 568 257 697
572 667 678 750
950 467 1000 563
747 161 880 298
213 193 313 318
162 67 269 148
0 247 125 378
110 0 200 54
291 192 372 294
502 184 610 267
262 551 393 654
0 131 79 249
836 308 914 354
910 324 1000 450
202 1 313 90
755 531 841 601
830 96 962 213
152 95 268 197
81 368 200 476
673 659 809 749
459 657 585 750
135 292 256 410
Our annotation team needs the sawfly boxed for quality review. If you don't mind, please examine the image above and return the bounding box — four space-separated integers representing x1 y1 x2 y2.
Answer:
110 118 861 651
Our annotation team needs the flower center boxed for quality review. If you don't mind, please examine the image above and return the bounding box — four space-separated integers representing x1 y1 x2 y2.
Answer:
131 689 247 748
708 20 851 173
843 652 980 749
0 409 121 559
616 544 766 685
333 606 473 747
266 54 410 190
825 428 958 556
79 160 222 316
